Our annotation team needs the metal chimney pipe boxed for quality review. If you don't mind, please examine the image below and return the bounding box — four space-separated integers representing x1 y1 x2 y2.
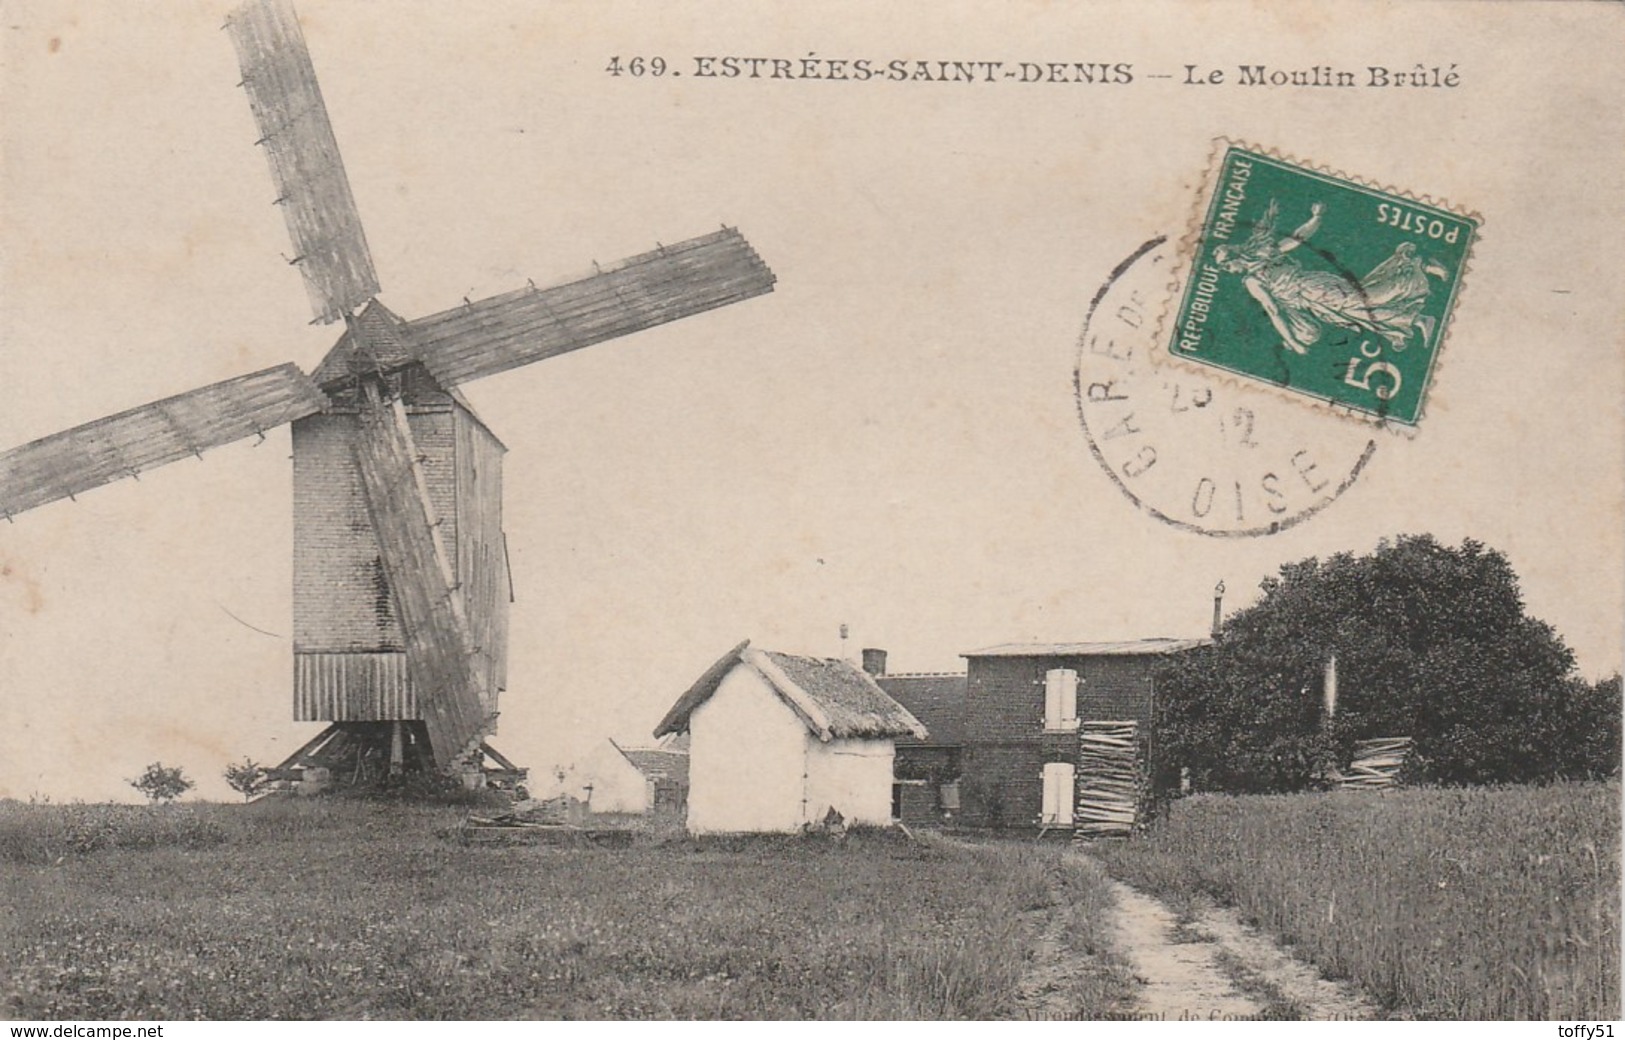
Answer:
1211 580 1225 638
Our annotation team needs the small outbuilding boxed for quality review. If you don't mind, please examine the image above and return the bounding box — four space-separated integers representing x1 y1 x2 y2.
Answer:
561 738 691 815
653 640 928 834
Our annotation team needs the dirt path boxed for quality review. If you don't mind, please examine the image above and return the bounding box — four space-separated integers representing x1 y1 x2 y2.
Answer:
1105 877 1261 1021
1093 861 1381 1021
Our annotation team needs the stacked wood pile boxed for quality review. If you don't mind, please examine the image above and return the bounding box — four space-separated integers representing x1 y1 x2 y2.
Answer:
1073 721 1141 840
1340 737 1412 790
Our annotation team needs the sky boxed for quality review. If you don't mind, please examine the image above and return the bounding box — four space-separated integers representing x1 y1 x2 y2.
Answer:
2 1 1621 802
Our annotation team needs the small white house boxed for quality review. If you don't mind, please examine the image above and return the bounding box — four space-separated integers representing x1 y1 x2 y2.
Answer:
653 640 928 834
574 739 650 814
572 738 690 814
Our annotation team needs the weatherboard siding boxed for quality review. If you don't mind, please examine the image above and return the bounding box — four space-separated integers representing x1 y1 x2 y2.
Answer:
455 408 508 707
291 407 457 656
291 397 478 726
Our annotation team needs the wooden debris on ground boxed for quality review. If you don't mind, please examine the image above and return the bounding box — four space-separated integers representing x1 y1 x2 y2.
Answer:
1073 720 1141 840
459 795 634 847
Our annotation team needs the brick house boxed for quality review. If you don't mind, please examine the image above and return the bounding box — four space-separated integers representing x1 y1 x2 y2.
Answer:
957 640 1207 831
864 650 967 825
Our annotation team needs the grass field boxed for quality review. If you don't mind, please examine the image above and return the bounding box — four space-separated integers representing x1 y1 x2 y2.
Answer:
1 799 1129 1020
1090 781 1621 1020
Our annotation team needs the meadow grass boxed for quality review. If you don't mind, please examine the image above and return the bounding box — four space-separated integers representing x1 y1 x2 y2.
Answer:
1089 781 1620 1019
1 799 1127 1020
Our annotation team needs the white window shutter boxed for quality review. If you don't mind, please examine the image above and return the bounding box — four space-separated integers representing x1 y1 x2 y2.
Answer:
1040 764 1053 822
1042 761 1075 825
1060 669 1079 727
1060 762 1075 825
1044 669 1063 729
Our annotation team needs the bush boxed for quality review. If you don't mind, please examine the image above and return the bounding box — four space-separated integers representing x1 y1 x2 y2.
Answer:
223 758 270 801
128 763 194 804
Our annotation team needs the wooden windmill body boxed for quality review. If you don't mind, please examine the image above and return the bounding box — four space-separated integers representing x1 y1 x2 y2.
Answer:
0 0 775 782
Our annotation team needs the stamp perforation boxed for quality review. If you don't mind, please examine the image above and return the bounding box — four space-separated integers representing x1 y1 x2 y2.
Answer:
1152 138 1484 437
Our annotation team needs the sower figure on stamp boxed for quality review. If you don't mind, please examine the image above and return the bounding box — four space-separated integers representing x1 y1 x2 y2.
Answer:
1213 199 1450 355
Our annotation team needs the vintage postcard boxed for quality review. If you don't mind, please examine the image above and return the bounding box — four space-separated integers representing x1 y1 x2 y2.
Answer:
1 0 1620 1026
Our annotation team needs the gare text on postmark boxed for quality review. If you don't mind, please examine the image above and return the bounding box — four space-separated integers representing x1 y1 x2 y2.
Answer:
1164 143 1480 429
1076 237 1377 538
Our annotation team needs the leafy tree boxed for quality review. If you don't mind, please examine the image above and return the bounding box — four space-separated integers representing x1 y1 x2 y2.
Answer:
1154 535 1602 792
1548 674 1622 781
129 762 194 803
223 757 270 801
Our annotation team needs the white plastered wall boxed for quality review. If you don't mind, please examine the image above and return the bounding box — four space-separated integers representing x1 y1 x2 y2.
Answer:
579 740 650 814
686 663 809 834
804 737 896 827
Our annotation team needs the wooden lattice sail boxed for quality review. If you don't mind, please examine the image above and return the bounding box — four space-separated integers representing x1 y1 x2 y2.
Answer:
1340 737 1412 790
1073 720 1141 840
0 0 776 780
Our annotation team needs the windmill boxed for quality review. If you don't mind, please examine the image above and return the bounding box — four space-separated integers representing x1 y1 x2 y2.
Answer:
0 0 775 785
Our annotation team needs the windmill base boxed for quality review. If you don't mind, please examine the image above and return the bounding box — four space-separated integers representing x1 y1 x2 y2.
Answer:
266 722 527 796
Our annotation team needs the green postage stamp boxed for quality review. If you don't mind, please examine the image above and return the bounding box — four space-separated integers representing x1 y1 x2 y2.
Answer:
1166 143 1479 428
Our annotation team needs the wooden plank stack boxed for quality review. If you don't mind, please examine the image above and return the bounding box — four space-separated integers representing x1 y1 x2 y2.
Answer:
1073 721 1141 840
1340 736 1412 790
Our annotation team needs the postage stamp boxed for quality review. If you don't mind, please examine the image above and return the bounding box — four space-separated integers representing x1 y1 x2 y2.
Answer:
1163 142 1480 429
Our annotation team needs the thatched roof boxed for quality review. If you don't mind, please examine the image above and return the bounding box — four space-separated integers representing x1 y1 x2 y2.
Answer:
653 641 928 743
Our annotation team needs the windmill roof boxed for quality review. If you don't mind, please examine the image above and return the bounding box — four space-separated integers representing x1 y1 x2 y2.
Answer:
653 641 928 743
876 673 967 747
309 300 416 387
962 638 1210 658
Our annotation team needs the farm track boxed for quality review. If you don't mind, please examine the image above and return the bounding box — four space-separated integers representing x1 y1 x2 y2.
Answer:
1072 852 1381 1021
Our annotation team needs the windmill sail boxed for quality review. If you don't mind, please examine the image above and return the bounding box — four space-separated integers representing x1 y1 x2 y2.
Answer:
226 0 380 324
403 227 775 388
0 364 327 518
351 383 493 768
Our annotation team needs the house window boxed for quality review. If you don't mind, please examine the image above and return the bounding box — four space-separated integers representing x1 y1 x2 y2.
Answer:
1044 668 1079 731
1041 762 1075 826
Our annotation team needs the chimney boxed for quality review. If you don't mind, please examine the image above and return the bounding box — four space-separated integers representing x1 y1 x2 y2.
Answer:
861 648 888 677
1211 580 1226 638
1323 653 1338 724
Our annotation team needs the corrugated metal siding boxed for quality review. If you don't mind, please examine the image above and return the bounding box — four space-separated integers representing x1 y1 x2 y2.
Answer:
293 651 417 720
1 364 326 518
404 227 776 389
224 0 379 324
352 385 491 767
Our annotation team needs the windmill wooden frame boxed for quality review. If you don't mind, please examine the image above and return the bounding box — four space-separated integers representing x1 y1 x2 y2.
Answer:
0 0 775 783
